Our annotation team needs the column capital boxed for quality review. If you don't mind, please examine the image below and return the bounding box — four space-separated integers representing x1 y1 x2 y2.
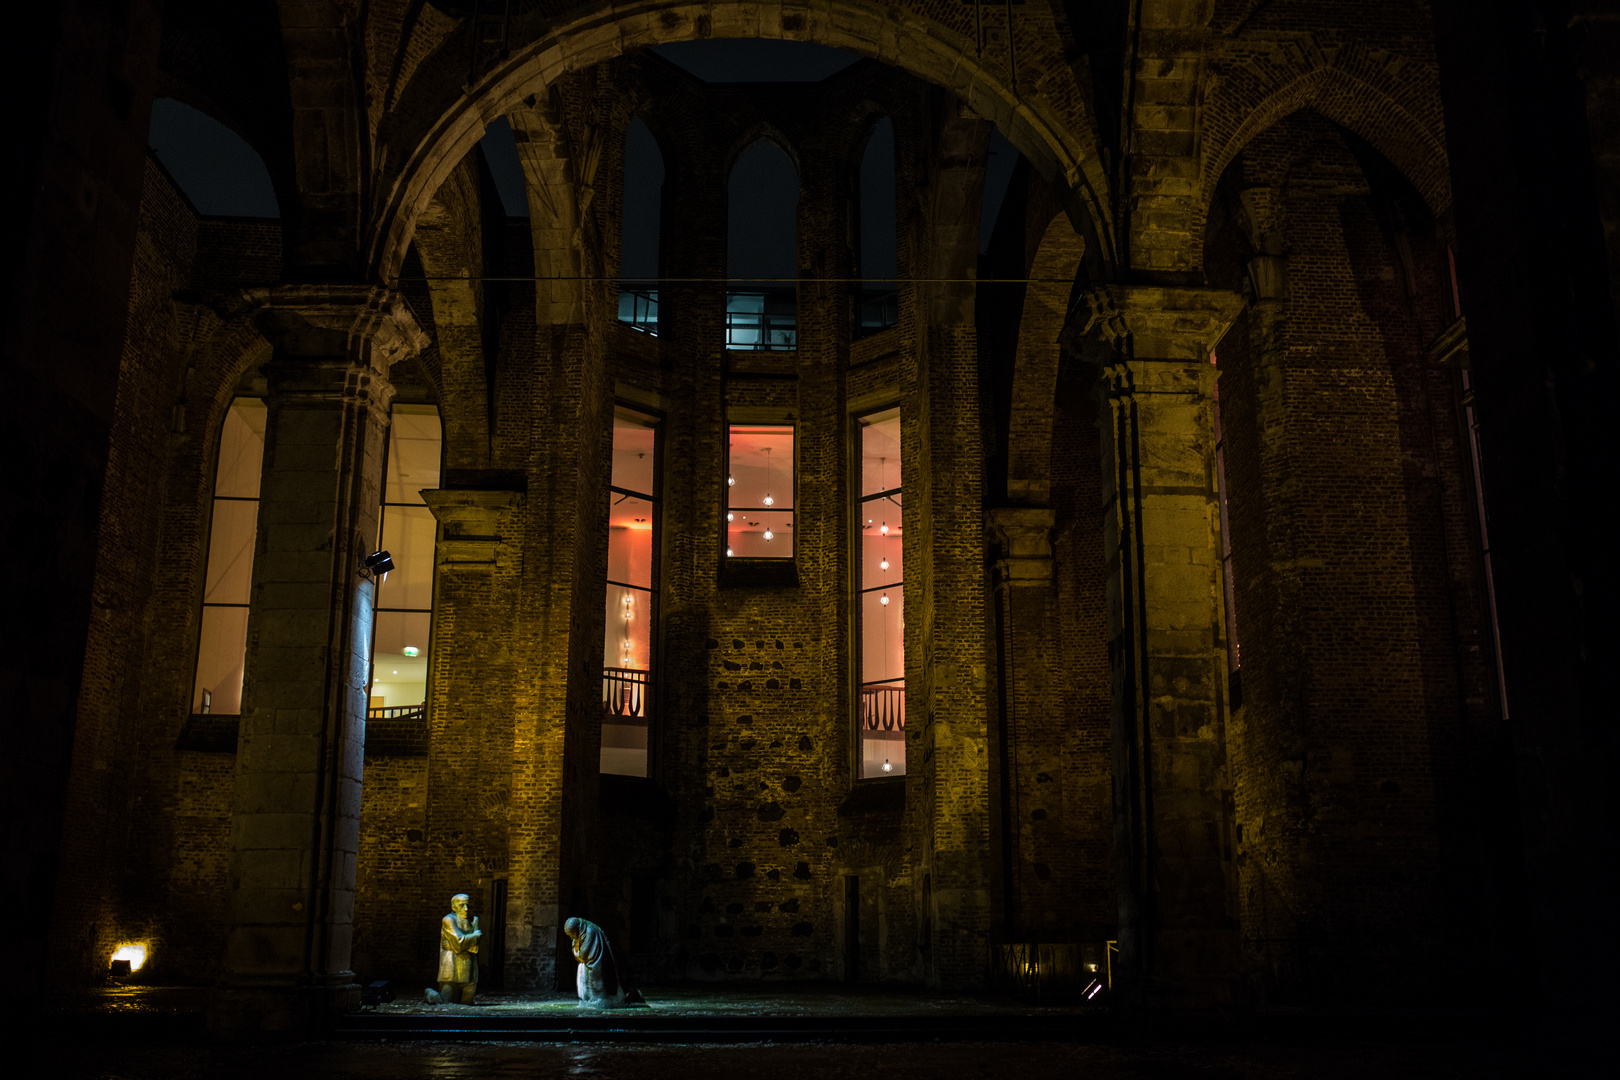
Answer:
987 506 1056 588
1065 284 1246 363
423 489 523 570
252 283 429 369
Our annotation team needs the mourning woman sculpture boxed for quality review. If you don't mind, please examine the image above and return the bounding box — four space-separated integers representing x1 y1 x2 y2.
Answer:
564 916 644 1008
424 893 480 1005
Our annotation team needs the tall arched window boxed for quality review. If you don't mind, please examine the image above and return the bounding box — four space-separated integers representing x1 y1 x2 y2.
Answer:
618 116 665 335
726 139 799 350
191 398 267 715
856 116 898 336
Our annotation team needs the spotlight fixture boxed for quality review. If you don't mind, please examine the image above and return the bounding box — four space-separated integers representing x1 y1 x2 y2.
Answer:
362 550 394 575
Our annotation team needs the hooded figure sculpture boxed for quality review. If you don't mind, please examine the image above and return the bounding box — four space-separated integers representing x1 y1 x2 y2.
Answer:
564 916 645 1008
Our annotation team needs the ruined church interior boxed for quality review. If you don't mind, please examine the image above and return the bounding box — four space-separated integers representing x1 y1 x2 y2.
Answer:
5 0 1615 1068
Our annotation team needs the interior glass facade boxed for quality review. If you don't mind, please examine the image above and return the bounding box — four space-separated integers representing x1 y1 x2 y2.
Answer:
726 425 794 559
190 397 266 715
369 405 442 719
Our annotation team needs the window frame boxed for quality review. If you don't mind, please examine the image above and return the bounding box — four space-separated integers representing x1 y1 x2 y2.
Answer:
719 415 800 587
852 403 906 782
602 403 664 779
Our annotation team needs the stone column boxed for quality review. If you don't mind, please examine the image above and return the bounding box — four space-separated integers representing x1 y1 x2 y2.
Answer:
209 286 426 1034
1075 284 1245 1020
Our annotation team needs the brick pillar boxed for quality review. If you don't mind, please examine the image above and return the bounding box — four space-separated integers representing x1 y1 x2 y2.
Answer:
418 490 524 986
915 112 993 987
209 287 426 1034
986 507 1057 935
1076 284 1245 1021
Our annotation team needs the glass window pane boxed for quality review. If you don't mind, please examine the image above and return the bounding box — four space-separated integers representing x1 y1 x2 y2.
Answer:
727 425 794 559
604 584 653 674
386 406 442 503
858 408 901 496
371 610 430 713
608 498 655 590
203 499 260 605
377 506 437 611
193 605 250 713
612 409 658 495
215 399 266 499
860 527 904 591
861 583 905 686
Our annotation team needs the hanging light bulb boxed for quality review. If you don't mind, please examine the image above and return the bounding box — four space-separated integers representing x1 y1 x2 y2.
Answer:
622 594 633 620
880 591 890 606
880 556 889 571
763 526 774 541
882 758 892 773
727 511 734 522
726 546 734 557
763 493 774 506
762 445 774 506
727 475 735 486
880 521 889 536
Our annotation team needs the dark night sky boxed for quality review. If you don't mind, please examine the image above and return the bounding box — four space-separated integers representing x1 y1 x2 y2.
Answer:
147 40 1018 265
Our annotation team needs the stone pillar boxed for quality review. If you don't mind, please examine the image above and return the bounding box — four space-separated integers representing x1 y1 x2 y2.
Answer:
1075 284 1245 1020
986 507 1056 934
209 287 426 1034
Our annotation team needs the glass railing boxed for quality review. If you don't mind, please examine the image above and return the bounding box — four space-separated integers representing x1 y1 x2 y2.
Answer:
618 288 659 336
725 289 797 350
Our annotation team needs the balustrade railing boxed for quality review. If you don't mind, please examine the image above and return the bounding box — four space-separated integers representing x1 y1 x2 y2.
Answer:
860 681 905 734
368 703 426 721
725 290 797 350
603 666 650 723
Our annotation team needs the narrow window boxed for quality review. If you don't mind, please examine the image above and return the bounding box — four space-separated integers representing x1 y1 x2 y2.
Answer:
726 425 794 559
604 407 660 776
726 139 799 350
1211 355 1241 701
857 407 904 777
618 116 664 335
855 116 898 337
369 405 442 723
191 397 266 715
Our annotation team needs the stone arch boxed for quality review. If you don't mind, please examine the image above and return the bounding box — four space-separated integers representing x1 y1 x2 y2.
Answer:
1006 209 1086 506
1199 53 1451 233
412 154 490 471
366 1 1112 283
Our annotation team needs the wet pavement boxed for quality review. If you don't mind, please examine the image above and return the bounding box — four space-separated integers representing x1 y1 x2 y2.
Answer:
41 985 1559 1079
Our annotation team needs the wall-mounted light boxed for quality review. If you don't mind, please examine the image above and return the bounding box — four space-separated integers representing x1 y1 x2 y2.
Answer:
403 646 419 657
110 944 147 977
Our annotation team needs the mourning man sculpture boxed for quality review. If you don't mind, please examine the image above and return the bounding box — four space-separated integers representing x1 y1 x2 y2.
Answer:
424 893 480 1005
564 916 644 1008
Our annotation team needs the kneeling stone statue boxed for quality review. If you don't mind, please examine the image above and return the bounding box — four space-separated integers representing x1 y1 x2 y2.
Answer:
424 893 480 1005
564 917 645 1008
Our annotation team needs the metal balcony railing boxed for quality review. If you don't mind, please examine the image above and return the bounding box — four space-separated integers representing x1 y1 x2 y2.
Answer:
618 288 659 336
859 680 905 734
725 290 796 350
603 666 650 724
